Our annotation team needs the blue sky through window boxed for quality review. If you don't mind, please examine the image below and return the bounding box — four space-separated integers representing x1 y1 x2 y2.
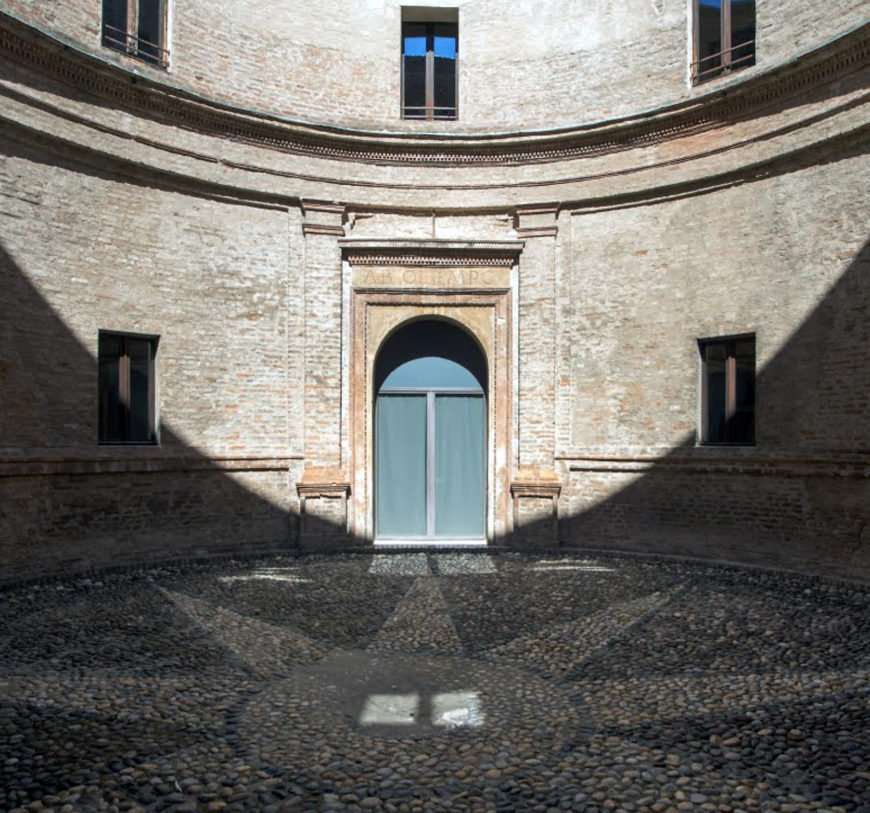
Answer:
404 34 426 57
434 35 456 59
382 356 480 390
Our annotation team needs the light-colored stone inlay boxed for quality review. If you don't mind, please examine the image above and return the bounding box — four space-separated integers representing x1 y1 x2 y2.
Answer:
161 587 328 676
481 588 678 676
366 570 464 656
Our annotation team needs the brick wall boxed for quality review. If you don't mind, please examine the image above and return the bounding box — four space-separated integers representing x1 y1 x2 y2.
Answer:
0 137 302 576
3 0 866 131
0 3 869 580
559 140 870 580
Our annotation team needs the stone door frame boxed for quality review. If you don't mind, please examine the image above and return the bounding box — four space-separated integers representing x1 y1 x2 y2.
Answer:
343 239 521 544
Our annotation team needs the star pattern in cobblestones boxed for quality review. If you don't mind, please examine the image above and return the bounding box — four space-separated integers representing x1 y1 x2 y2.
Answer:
1 553 869 811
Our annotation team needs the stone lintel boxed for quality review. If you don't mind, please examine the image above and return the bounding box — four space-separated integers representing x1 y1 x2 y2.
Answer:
510 468 562 498
297 467 350 495
297 468 351 542
510 481 562 498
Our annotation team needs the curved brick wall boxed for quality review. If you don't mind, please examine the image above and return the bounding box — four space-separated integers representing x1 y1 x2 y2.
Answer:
0 6 869 581
2 0 867 131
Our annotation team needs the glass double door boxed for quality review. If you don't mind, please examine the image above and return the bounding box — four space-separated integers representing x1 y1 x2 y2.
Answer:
376 391 485 539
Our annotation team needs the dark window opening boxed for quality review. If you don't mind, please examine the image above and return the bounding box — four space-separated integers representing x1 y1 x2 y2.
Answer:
99 332 159 444
102 0 169 68
693 0 755 85
402 21 457 120
699 335 755 444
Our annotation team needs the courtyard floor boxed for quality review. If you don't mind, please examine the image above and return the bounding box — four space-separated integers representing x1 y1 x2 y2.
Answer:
1 552 869 813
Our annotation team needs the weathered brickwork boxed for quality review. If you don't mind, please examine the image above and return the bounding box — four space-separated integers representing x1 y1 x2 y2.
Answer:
0 3 869 579
2 0 867 131
0 468 292 581
0 138 301 575
302 227 345 470
515 215 557 470
560 145 870 579
1 0 98 45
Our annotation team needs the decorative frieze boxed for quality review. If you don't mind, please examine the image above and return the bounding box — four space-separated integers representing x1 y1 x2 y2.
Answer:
351 265 511 290
340 239 523 268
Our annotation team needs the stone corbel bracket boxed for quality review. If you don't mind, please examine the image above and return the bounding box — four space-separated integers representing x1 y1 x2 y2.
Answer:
301 200 346 236
296 471 351 545
515 204 559 238
510 473 562 546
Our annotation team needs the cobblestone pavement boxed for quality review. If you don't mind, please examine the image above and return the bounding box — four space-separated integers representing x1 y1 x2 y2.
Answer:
1 552 869 813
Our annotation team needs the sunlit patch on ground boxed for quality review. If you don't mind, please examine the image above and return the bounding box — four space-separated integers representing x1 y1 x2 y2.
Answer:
530 560 616 573
431 690 484 728
360 692 420 725
217 567 311 584
359 690 484 729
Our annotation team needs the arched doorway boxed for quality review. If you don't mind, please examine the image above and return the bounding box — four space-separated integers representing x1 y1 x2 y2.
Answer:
374 320 487 541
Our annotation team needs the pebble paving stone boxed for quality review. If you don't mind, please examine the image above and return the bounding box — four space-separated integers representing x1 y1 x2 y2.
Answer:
1 551 869 812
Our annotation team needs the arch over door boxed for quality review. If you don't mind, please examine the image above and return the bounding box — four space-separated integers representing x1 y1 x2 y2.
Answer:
375 321 487 541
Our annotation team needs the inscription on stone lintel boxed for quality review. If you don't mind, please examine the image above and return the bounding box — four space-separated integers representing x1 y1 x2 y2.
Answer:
352 266 510 290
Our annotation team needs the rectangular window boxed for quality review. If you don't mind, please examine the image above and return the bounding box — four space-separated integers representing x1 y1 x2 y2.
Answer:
699 335 755 444
692 0 755 85
99 332 159 444
102 0 169 68
402 20 458 120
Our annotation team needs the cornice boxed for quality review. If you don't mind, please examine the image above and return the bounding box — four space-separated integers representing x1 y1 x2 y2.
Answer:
0 455 300 478
339 239 524 267
0 13 868 168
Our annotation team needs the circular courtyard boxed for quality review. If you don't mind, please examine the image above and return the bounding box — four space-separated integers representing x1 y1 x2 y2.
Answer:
1 553 869 813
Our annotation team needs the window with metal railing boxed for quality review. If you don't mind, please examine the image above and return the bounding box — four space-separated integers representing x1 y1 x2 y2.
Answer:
692 0 755 85
102 0 169 68
402 19 457 120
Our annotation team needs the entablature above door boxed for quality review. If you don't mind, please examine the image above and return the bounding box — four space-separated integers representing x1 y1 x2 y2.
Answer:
340 238 523 293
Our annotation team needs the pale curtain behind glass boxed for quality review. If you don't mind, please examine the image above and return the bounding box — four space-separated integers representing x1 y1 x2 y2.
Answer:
434 395 485 536
377 395 427 536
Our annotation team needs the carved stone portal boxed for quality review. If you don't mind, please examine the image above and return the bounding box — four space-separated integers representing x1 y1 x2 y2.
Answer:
343 239 522 545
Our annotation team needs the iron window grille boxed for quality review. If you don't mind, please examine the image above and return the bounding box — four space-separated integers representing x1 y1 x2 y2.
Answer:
698 334 755 445
401 21 458 120
102 0 169 68
98 331 159 444
692 0 755 85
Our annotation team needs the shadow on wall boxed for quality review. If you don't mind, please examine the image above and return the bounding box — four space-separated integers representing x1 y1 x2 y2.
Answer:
561 235 870 581
2 113 870 581
4 230 870 582
6 230 870 583
0 241 298 580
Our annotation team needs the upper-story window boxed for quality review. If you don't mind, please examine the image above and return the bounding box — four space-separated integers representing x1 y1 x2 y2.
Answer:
692 0 755 85
102 0 169 68
402 9 458 120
